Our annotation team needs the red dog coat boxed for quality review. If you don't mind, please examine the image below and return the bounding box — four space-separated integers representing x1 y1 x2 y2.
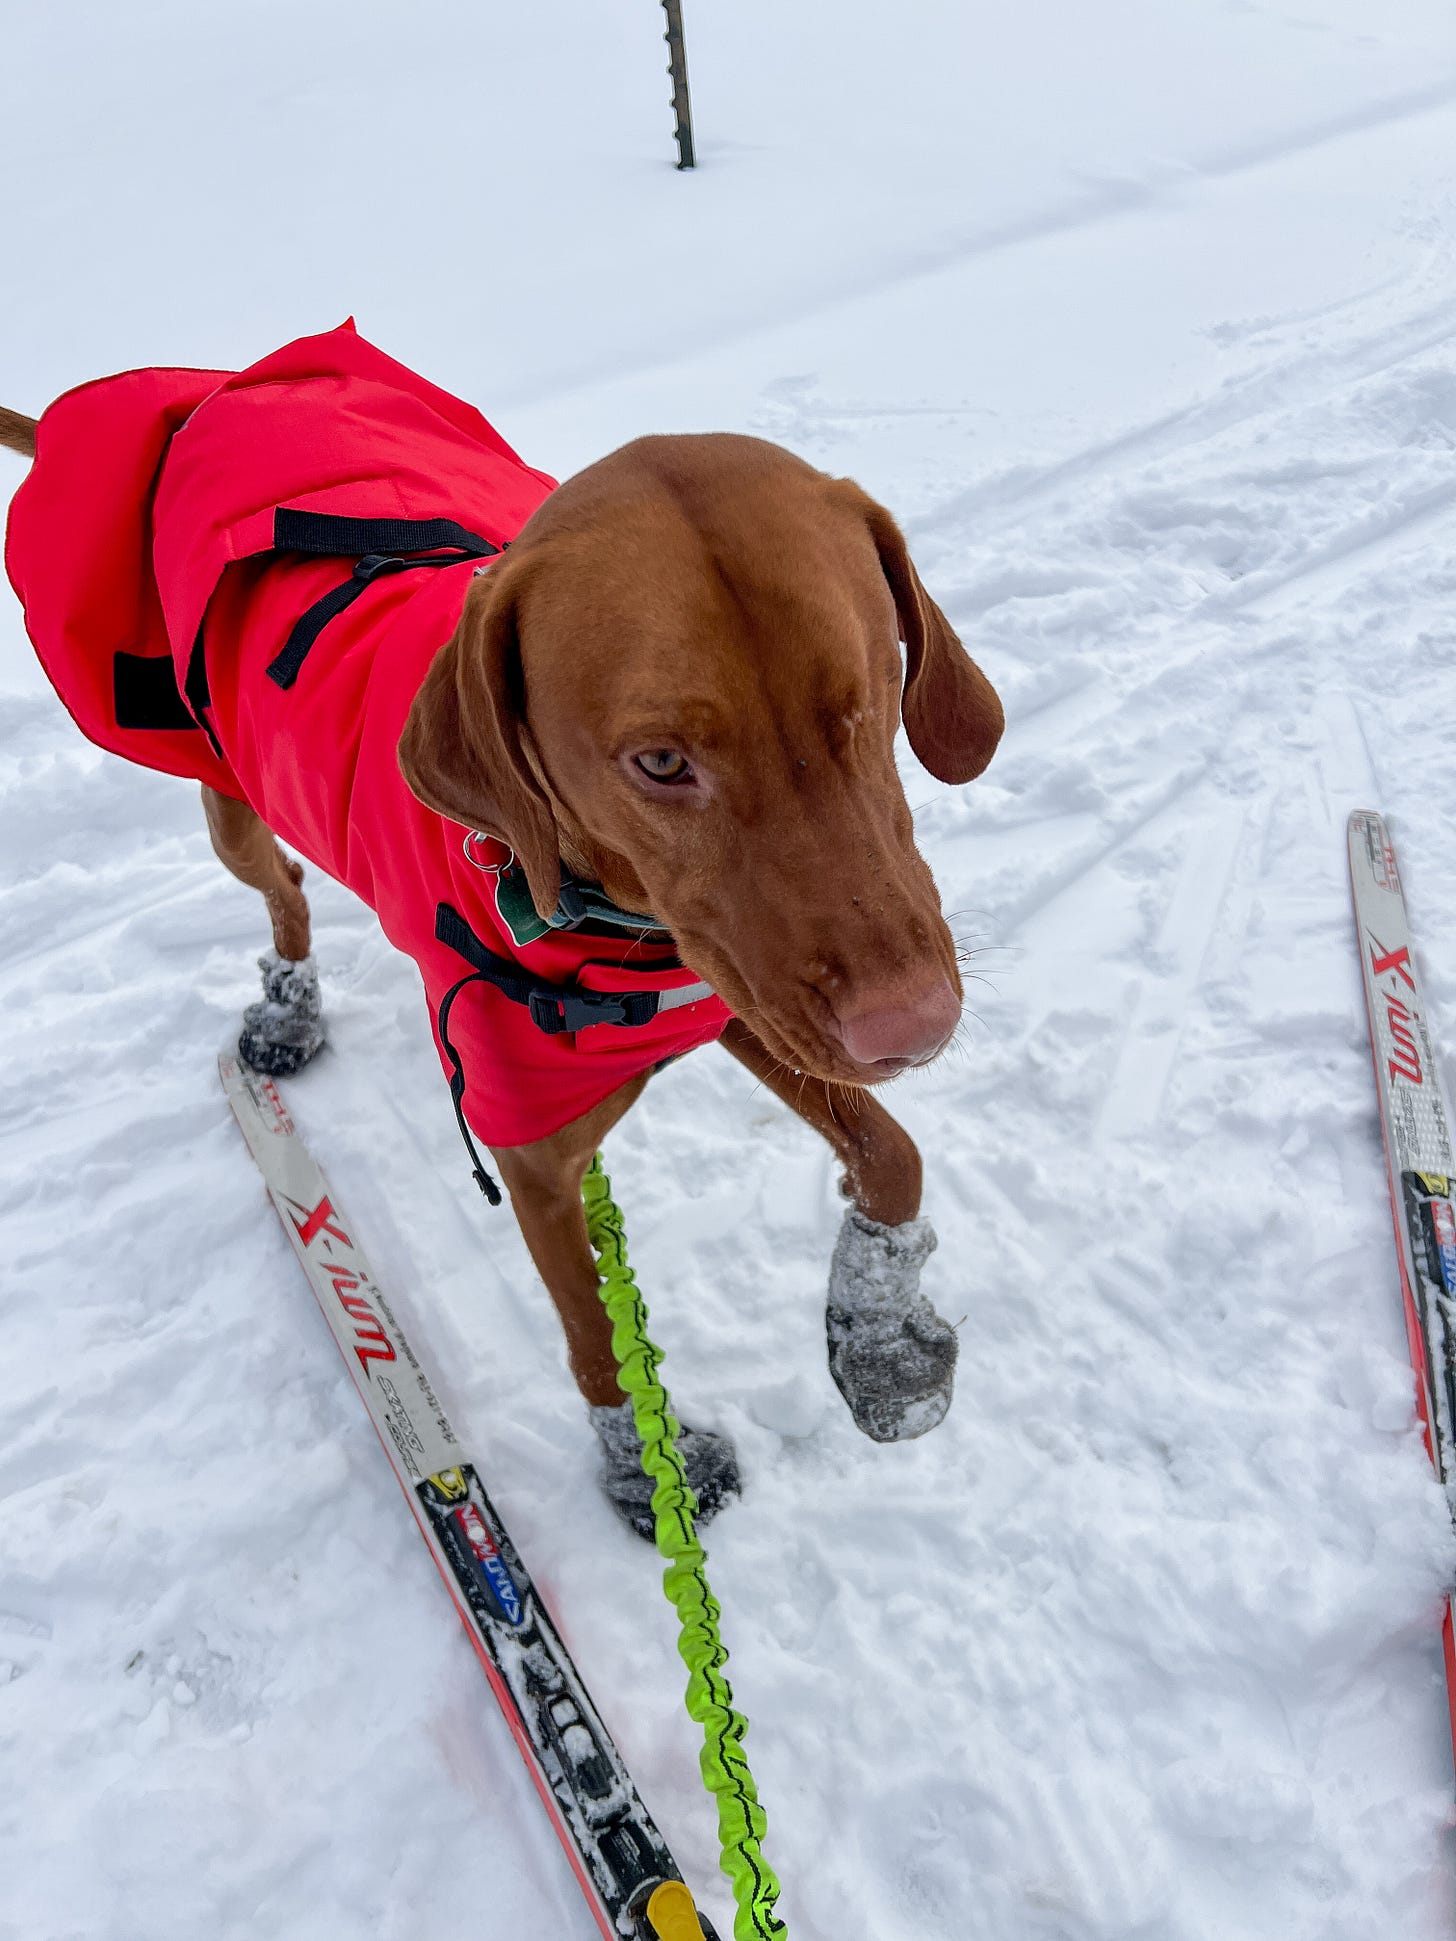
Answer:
5 323 731 1154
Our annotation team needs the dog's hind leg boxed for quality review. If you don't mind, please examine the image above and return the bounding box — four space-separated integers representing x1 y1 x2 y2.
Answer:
203 786 311 958
202 784 324 1076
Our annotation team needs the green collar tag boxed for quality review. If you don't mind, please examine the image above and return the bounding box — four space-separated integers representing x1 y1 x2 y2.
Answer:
492 861 662 949
493 864 552 946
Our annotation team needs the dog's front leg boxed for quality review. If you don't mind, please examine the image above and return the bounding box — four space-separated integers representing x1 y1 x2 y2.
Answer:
489 1076 739 1536
489 1078 646 1408
719 1018 958 1442
719 1019 922 1223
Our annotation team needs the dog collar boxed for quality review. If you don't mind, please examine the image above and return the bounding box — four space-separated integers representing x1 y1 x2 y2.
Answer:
464 833 664 947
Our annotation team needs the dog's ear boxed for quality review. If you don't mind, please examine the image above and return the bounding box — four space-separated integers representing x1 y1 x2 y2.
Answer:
854 491 1004 784
397 562 560 919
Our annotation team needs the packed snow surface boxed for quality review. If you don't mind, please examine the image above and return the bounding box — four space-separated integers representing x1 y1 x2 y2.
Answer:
5 3 1456 1936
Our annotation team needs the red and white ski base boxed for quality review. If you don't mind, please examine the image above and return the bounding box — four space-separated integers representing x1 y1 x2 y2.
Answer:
1347 812 1456 1769
220 1053 718 1941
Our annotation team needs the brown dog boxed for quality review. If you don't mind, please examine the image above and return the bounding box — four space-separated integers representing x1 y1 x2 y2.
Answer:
1 383 1003 1531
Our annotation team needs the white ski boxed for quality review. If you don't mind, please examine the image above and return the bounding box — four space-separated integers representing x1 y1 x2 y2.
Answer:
1347 811 1456 1760
219 1053 718 1941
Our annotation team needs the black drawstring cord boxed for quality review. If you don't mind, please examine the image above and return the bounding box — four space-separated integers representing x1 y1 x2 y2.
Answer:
437 969 503 1206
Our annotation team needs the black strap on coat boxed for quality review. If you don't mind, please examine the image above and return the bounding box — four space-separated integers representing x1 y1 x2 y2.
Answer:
264 507 500 690
433 903 674 1205
436 904 663 1034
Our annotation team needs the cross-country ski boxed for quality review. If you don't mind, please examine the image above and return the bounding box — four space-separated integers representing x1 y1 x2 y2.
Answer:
220 1054 722 1941
1348 811 1456 1766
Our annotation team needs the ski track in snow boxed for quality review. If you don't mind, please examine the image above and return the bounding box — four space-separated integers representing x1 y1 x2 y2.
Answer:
5 4 1456 1938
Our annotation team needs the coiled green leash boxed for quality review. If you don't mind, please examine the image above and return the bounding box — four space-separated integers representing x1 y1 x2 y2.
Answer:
583 1155 787 1941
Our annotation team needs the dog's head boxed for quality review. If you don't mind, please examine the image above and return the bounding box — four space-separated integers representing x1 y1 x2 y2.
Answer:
398 433 1002 1085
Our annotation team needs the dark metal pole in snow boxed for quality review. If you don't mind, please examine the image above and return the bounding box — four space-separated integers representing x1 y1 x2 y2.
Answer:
661 0 695 168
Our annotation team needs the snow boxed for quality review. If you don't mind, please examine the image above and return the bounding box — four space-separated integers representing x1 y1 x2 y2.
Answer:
4 3 1456 1936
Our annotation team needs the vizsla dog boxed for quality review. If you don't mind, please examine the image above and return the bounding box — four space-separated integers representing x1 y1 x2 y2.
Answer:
0 330 1002 1536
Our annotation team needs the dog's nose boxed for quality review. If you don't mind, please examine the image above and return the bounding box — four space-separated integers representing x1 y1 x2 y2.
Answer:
830 977 960 1073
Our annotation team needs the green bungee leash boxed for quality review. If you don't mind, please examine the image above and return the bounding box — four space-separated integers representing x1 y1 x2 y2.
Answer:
583 1156 788 1941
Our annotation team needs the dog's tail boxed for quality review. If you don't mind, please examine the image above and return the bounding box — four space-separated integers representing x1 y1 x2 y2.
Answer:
0 406 38 461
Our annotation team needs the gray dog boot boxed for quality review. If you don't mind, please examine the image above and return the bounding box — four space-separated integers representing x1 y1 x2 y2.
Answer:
589 1399 741 1541
237 951 325 1078
826 1210 958 1442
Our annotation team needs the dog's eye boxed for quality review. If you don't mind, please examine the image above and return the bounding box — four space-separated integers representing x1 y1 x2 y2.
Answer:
634 750 693 785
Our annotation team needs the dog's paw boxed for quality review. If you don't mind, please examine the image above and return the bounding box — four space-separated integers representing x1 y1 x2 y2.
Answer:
588 1399 741 1541
237 950 325 1077
826 1209 958 1442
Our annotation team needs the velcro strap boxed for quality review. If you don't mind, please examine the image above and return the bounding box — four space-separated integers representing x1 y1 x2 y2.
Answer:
113 651 197 732
273 508 500 560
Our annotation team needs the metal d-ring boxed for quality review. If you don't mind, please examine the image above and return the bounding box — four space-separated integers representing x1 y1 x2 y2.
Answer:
462 831 513 875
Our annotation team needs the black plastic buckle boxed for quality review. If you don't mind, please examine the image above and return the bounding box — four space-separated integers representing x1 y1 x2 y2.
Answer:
527 987 637 1035
355 549 471 586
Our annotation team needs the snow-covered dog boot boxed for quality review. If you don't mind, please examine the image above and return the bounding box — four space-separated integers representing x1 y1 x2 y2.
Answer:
589 1399 741 1541
237 951 325 1078
826 1210 958 1442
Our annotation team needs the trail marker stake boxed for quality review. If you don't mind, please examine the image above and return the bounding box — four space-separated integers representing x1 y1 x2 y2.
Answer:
662 0 696 169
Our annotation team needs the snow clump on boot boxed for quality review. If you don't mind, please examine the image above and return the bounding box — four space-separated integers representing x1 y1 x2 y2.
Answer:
826 1209 958 1442
237 951 325 1077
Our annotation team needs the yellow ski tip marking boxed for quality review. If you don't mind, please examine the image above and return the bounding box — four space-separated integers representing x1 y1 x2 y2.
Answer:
646 1879 708 1940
